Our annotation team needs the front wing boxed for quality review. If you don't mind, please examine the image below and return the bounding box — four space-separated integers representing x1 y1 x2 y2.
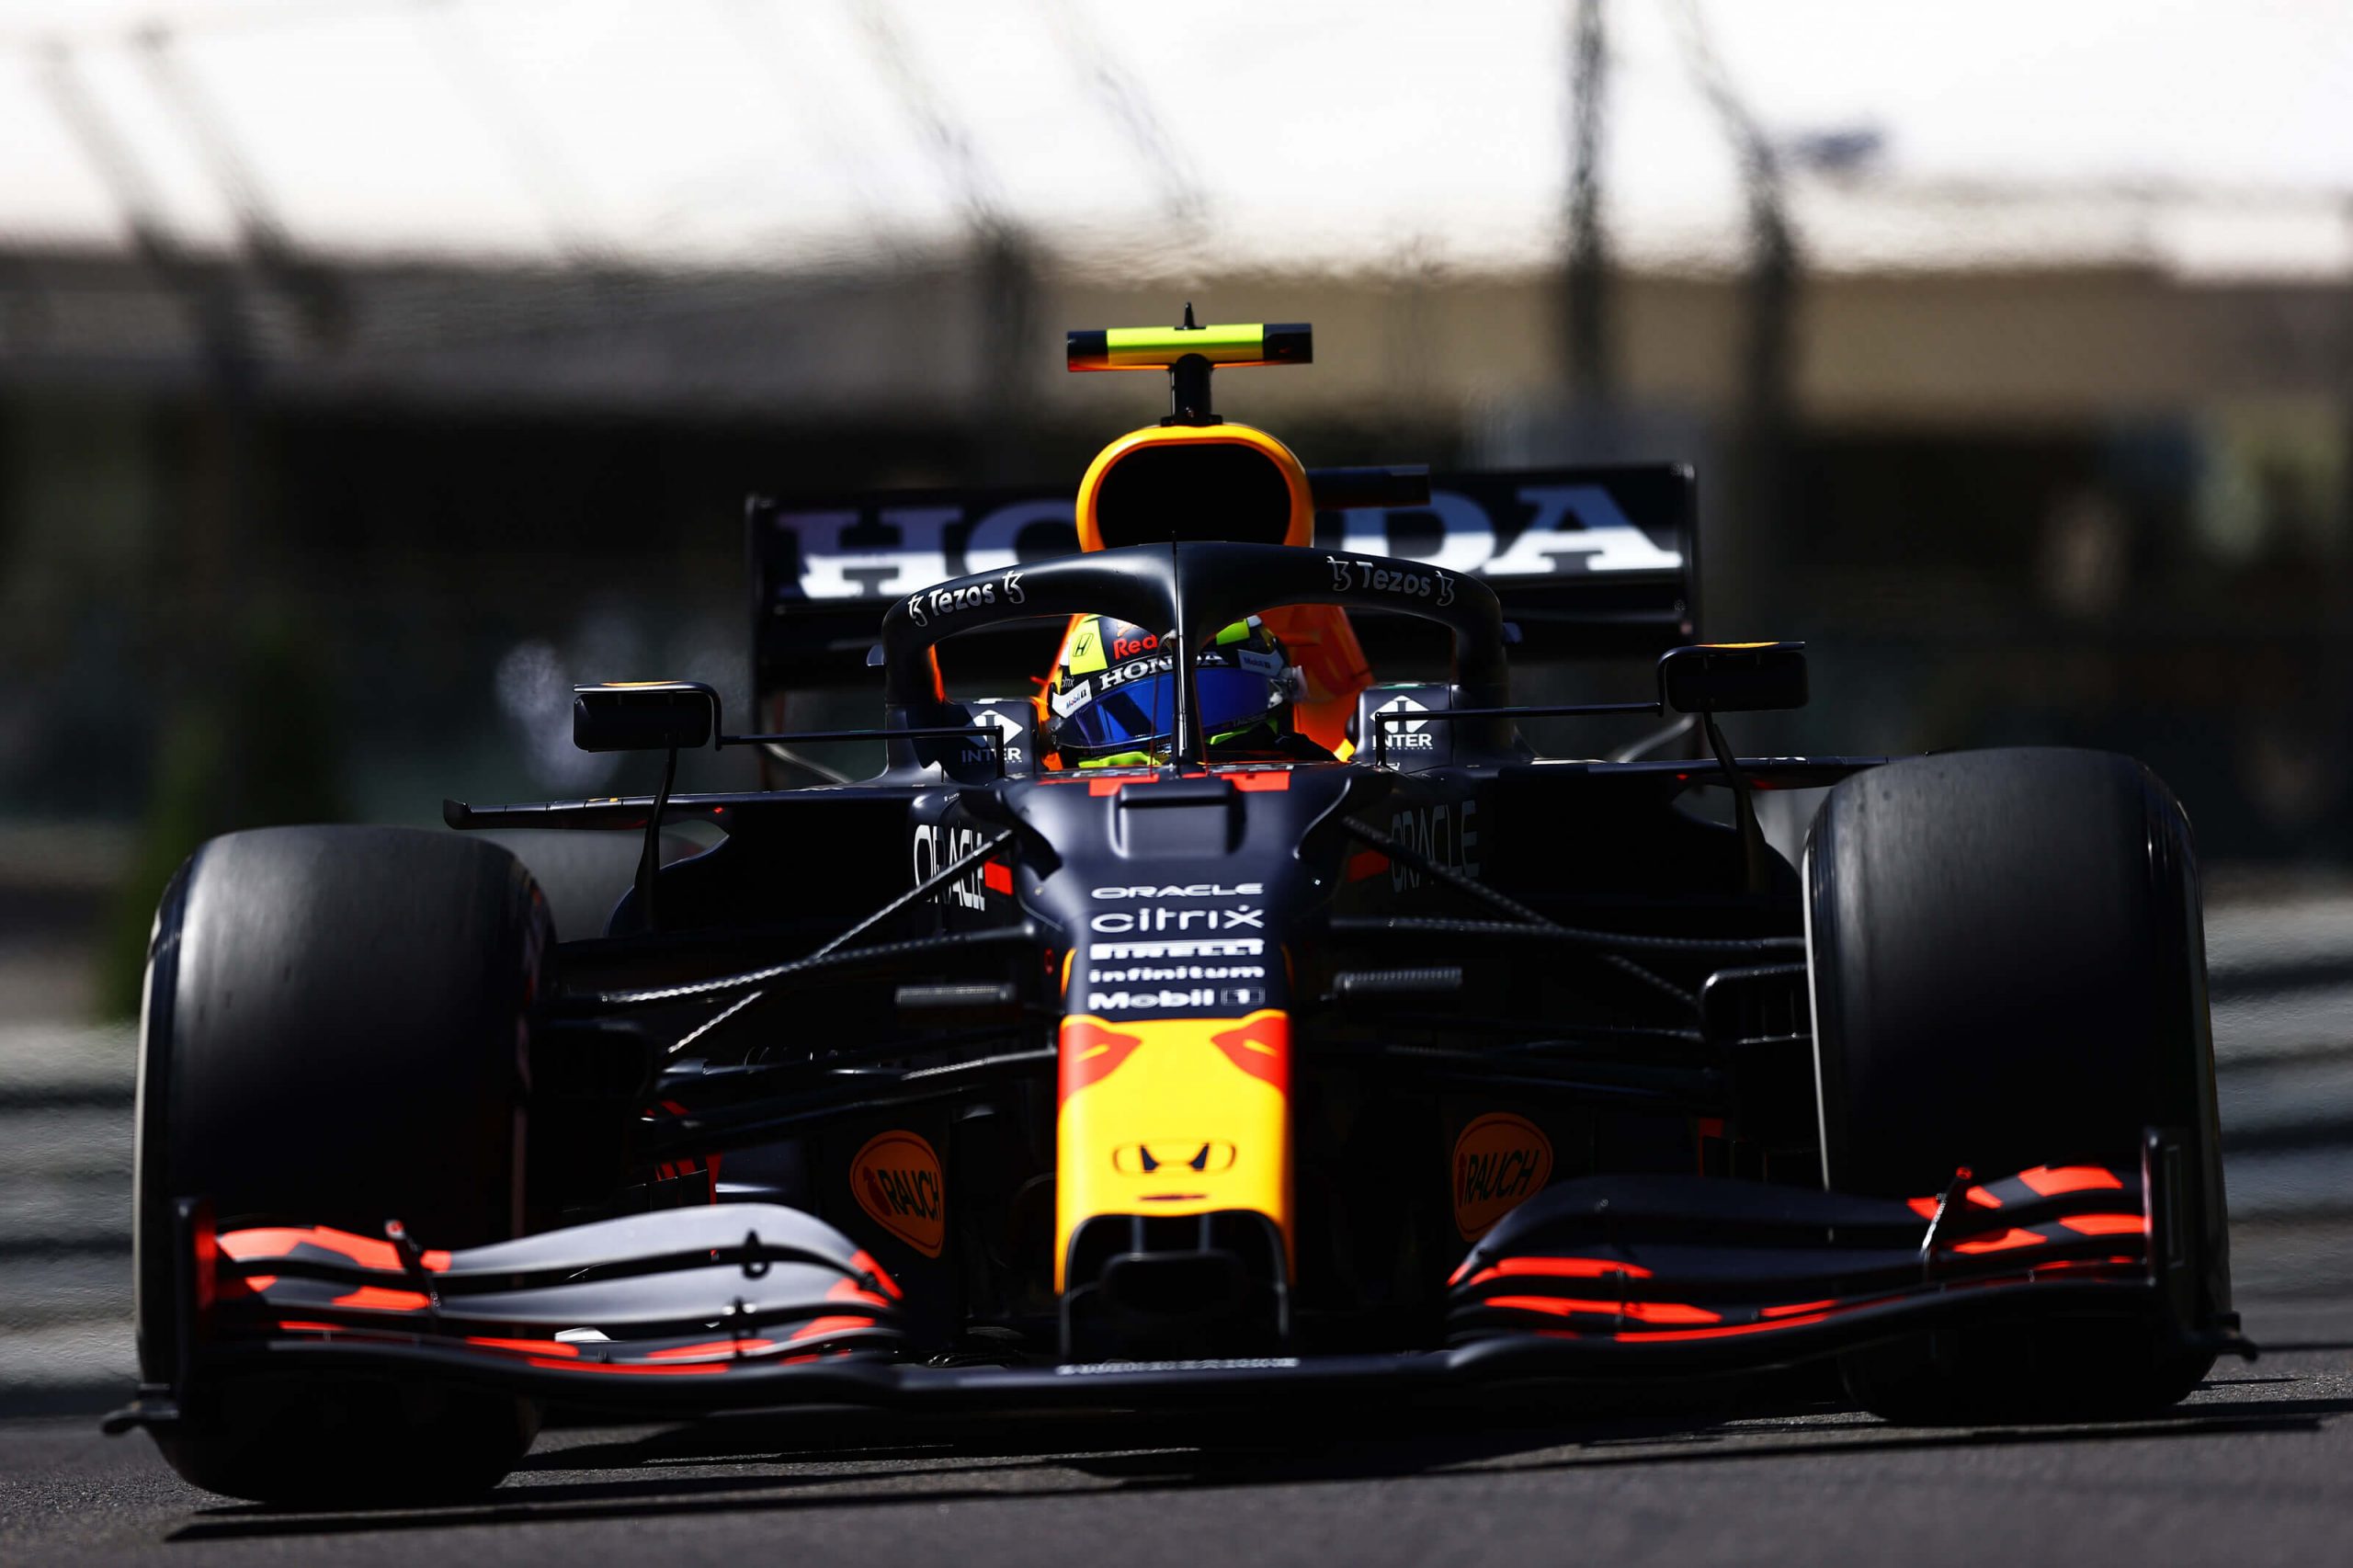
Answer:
108 1140 2245 1434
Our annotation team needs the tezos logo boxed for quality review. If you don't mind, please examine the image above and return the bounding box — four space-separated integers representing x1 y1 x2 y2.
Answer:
906 575 1016 629
1324 555 1457 607
851 1130 944 1257
1451 1112 1553 1240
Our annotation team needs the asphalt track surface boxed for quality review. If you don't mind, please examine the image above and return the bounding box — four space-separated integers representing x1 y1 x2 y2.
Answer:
11 884 2353 1563
4 1295 2349 1567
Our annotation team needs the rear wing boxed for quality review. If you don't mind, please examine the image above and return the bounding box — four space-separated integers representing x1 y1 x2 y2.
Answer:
749 464 1696 710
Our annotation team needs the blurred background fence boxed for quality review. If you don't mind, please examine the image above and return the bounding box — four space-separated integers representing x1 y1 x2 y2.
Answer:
2 0 2349 1407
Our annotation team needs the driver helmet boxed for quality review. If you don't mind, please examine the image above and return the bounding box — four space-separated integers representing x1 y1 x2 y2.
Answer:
1044 615 1299 767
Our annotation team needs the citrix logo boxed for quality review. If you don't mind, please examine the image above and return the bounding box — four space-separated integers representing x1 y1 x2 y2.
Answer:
1089 907 1265 934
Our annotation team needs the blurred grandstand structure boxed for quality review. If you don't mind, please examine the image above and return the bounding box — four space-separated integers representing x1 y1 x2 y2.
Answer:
1 0 2350 1415
1 0 2349 956
6 227 2347 859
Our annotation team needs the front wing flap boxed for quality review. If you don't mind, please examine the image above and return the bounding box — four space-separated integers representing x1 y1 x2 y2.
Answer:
185 1203 907 1383
1445 1163 2189 1361
112 1154 2244 1433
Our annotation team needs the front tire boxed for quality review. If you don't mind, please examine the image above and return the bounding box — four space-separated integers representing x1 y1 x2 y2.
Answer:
136 825 549 1503
1806 748 2228 1422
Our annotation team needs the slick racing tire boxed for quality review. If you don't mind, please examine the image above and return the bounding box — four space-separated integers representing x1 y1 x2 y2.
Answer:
135 825 549 1504
472 826 642 940
1806 748 2228 1423
474 826 705 940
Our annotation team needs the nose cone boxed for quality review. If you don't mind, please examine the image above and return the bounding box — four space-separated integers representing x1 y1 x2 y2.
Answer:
1010 764 1358 1357
1053 1012 1291 1287
1053 1010 1295 1359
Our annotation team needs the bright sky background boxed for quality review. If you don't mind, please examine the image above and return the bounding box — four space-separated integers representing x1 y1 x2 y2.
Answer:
0 0 2346 277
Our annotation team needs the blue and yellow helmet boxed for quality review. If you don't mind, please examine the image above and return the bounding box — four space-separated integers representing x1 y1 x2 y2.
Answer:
1044 615 1299 767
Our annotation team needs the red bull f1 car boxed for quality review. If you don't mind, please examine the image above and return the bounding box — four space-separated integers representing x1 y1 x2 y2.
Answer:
112 316 2242 1503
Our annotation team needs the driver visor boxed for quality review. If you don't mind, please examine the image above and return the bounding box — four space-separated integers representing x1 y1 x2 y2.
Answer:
1060 667 1280 750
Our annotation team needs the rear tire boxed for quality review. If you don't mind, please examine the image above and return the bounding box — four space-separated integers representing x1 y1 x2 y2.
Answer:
136 825 550 1503
1806 748 2228 1422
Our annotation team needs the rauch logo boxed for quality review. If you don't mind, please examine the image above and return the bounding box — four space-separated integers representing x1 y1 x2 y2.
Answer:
1450 1112 1553 1241
851 1130 945 1257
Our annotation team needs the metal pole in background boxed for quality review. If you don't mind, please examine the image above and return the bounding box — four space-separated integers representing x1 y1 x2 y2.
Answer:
134 24 349 349
1563 0 1614 413
1671 0 1800 631
36 40 255 408
412 0 616 274
851 0 1040 469
1043 0 1209 236
40 38 279 1012
36 39 256 649
716 0 917 266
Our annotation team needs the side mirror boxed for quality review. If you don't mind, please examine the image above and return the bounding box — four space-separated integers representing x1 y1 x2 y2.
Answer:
1656 642 1807 714
573 682 721 752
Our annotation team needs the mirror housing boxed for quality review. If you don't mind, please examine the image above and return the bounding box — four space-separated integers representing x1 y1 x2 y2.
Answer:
1657 642 1807 714
573 682 721 752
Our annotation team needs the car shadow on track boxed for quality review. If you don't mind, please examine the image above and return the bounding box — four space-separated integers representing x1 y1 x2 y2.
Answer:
162 1389 2352 1545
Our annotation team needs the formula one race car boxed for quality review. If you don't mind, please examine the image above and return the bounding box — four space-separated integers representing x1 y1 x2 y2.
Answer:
113 316 2241 1504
